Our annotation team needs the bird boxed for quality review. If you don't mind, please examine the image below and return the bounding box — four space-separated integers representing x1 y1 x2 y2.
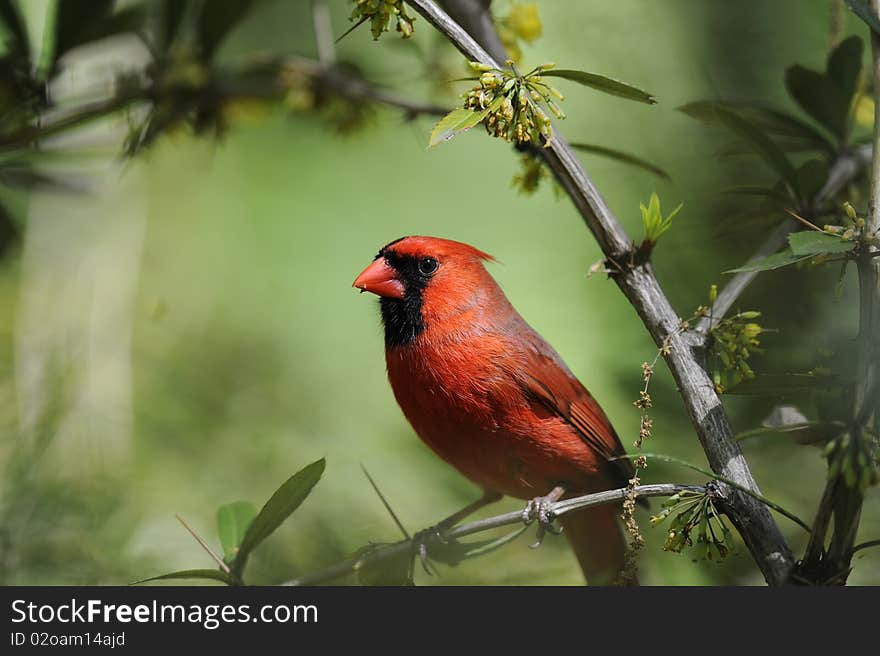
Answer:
352 235 637 585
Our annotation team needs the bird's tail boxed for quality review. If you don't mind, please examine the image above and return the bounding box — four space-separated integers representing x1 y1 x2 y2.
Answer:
560 505 636 585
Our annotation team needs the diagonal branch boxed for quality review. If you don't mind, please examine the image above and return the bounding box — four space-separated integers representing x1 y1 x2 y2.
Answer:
283 483 704 586
405 0 795 584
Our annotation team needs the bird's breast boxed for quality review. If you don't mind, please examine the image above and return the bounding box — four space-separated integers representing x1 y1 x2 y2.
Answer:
384 334 604 498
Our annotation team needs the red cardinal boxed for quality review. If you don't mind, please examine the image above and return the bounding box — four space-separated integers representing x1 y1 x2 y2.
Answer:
353 236 637 585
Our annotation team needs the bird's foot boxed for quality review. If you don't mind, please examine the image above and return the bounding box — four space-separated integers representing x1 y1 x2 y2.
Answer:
410 520 455 575
522 488 565 549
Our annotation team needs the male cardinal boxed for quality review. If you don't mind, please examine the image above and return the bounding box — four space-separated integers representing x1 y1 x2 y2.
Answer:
353 236 636 585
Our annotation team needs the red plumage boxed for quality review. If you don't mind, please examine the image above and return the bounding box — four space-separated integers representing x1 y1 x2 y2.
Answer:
354 236 634 584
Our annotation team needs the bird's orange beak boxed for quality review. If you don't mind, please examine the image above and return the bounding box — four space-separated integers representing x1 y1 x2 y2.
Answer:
353 258 406 299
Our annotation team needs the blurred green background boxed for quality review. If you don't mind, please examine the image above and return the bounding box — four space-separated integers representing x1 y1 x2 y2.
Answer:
1 0 878 585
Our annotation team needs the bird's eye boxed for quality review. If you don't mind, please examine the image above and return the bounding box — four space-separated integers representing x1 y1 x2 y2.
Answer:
418 257 439 276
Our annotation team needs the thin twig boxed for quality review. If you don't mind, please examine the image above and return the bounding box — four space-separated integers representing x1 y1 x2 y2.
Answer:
283 483 703 586
175 514 231 575
405 0 795 585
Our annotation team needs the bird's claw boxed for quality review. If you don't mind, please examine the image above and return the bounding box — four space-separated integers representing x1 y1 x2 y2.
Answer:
411 523 451 575
522 495 563 549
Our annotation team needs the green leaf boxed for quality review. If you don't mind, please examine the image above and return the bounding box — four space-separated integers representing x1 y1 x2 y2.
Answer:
216 501 257 563
721 186 788 202
231 458 325 577
54 0 115 60
0 0 29 55
827 35 864 105
724 249 812 273
785 65 849 141
132 569 233 585
682 101 834 153
197 0 255 59
158 0 188 51
0 201 19 258
715 107 802 198
723 373 839 396
428 108 489 147
788 231 856 256
570 142 669 179
845 0 880 36
540 69 656 104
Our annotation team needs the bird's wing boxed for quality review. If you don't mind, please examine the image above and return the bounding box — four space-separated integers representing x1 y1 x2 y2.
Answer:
517 333 635 488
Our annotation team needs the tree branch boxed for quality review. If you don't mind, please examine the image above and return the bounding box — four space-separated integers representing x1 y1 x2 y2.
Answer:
697 143 872 335
0 56 449 153
405 0 795 585
283 483 704 586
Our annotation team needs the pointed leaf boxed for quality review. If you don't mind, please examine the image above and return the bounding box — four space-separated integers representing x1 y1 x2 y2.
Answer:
54 0 115 60
785 65 849 140
682 101 834 152
724 249 812 273
827 35 864 104
158 0 188 51
0 0 29 55
540 69 656 104
571 142 669 178
713 106 802 197
231 458 325 577
216 501 257 563
428 108 488 147
197 0 254 59
721 186 788 202
788 231 856 256
723 373 839 395
132 569 233 585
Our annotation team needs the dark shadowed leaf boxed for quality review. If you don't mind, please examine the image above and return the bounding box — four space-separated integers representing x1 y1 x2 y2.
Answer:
132 569 233 585
216 501 257 563
570 142 669 179
719 109 801 197
788 231 856 256
724 373 840 396
0 0 28 55
0 202 18 258
785 65 849 141
428 526 529 565
828 35 864 103
845 0 880 36
54 0 115 60
429 107 489 147
356 548 414 586
231 458 325 577
724 249 811 273
157 0 188 51
197 0 255 59
0 162 80 191
540 69 656 104
721 186 788 202
681 101 832 149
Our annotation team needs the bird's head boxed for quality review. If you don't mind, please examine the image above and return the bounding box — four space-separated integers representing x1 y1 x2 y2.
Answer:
352 235 497 346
